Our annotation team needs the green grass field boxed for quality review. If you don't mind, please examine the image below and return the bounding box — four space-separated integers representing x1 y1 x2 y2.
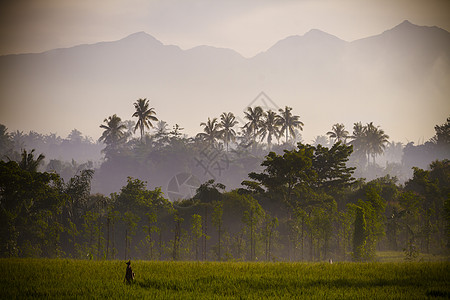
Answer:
1 258 449 299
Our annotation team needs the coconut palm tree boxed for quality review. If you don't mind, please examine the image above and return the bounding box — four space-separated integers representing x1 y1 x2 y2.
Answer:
196 117 223 146
277 106 304 144
155 120 169 135
327 123 349 144
349 122 389 167
365 122 389 165
385 141 404 162
312 135 330 147
99 114 127 156
259 110 280 150
132 98 158 141
349 122 369 167
170 124 184 138
243 106 264 149
19 149 45 172
220 112 238 152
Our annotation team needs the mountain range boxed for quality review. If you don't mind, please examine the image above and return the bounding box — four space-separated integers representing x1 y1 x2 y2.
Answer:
0 20 449 144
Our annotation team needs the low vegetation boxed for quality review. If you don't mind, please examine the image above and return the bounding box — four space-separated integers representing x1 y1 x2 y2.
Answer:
1 258 449 299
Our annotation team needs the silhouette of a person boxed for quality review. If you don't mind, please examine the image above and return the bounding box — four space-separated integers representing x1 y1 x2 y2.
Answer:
124 260 135 284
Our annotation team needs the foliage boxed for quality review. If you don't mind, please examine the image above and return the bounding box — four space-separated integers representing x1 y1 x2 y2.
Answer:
277 106 304 144
0 159 65 257
0 110 449 262
99 114 127 158
132 98 158 141
352 206 367 261
326 123 348 144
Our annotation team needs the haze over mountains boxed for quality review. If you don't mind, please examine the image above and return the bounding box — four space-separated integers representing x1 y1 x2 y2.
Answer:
0 20 449 143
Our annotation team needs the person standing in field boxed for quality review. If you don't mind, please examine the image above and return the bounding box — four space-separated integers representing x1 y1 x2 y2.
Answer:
124 260 135 284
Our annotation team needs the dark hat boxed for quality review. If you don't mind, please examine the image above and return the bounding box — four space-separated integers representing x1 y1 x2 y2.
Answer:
126 260 131 265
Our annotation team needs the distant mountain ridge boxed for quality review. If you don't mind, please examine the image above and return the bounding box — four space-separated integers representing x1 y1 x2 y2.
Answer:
0 20 449 145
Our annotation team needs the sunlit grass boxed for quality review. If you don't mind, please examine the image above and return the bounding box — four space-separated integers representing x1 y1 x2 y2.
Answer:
1 259 449 299
376 251 450 262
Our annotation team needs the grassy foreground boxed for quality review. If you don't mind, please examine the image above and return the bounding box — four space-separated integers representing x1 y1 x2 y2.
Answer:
1 259 449 299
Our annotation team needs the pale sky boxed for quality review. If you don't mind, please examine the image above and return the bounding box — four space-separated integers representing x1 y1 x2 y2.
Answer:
1 0 450 57
0 0 449 145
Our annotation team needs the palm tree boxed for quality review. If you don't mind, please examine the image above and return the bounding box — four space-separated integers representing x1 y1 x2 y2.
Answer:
122 120 136 140
99 114 127 155
365 122 389 165
19 149 45 172
132 98 158 141
349 122 368 161
385 141 403 162
220 112 238 152
277 106 304 144
196 117 223 146
170 124 184 138
243 106 264 149
349 122 389 167
155 120 169 135
327 123 349 144
259 110 280 150
311 135 330 147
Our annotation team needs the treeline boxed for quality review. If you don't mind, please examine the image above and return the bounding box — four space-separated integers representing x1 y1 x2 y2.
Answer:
1 101 448 197
1 142 448 261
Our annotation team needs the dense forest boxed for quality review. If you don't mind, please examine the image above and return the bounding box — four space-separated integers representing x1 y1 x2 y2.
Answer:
0 99 449 261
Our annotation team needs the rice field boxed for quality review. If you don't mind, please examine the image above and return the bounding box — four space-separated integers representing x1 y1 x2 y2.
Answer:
1 258 449 299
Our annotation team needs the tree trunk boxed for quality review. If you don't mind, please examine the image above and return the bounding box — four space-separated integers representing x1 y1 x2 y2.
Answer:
106 217 111 260
112 220 115 259
310 227 314 261
159 228 163 260
218 222 221 261
203 206 208 261
124 229 128 260
250 209 254 261
301 216 304 261
148 225 153 260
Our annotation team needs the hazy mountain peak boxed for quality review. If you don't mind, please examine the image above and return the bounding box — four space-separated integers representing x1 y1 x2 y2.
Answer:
388 19 421 33
383 19 449 36
187 45 243 58
398 20 413 27
120 31 163 46
303 29 345 43
304 29 338 38
261 29 345 56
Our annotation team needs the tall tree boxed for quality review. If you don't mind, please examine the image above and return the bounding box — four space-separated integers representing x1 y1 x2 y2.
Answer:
312 135 330 147
0 125 12 158
431 116 450 146
155 120 169 136
385 141 404 162
18 149 45 172
259 110 280 150
243 106 264 149
132 98 158 141
194 179 225 260
326 123 349 144
349 122 368 166
211 200 223 261
196 117 223 146
220 112 238 152
349 122 389 167
248 145 315 210
352 206 367 261
67 129 83 143
277 106 304 144
99 114 127 157
311 142 355 196
365 122 389 165
190 214 203 261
